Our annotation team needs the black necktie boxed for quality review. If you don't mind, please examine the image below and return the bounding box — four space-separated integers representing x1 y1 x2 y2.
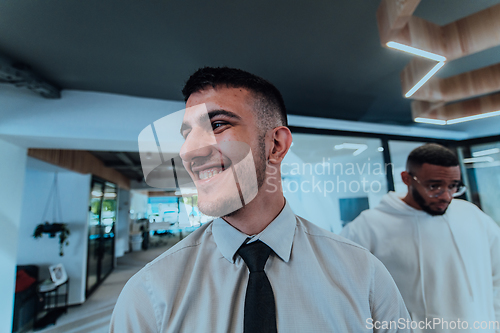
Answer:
237 240 277 333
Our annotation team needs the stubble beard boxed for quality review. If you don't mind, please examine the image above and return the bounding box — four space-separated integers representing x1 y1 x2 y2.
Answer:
412 187 449 216
197 135 268 218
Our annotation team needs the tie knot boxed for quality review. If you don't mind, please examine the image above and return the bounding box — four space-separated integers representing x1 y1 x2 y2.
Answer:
237 240 272 273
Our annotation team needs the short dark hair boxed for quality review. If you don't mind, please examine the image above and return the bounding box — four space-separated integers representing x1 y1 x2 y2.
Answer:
182 67 287 129
406 143 459 173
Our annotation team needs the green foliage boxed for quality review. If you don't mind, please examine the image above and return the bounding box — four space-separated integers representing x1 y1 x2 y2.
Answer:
90 199 101 214
102 199 116 212
33 222 71 256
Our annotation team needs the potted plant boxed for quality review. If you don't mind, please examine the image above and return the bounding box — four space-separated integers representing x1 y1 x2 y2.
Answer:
33 222 70 256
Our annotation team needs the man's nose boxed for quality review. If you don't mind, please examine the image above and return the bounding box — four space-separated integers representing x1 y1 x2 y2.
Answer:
180 128 217 163
438 188 453 201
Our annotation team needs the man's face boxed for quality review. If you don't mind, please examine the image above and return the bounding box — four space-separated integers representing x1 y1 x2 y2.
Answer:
409 163 461 216
180 87 267 217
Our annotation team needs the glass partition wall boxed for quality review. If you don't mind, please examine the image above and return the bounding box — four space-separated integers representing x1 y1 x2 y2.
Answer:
388 140 426 194
458 140 500 226
286 129 500 233
86 178 117 297
284 133 388 233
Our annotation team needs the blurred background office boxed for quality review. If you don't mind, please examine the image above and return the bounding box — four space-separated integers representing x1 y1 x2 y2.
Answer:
1 0 500 332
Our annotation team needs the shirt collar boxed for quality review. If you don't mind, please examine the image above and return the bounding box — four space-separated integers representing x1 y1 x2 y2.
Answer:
212 200 296 263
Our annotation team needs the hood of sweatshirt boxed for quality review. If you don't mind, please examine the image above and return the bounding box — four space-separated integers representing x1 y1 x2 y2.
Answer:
376 191 431 217
374 191 474 319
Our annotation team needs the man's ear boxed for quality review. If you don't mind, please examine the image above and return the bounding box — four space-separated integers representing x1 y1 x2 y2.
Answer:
401 171 411 186
268 126 292 165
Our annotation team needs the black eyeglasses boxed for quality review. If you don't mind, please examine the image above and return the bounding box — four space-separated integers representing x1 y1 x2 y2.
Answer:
409 174 466 198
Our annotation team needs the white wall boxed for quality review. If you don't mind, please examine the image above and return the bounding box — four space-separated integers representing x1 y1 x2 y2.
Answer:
0 139 27 333
17 158 91 305
116 188 131 257
130 190 149 220
2 83 498 155
0 84 185 151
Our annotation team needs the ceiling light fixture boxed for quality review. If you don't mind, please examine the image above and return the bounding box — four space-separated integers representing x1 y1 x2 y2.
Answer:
465 161 500 169
446 110 500 125
414 117 447 125
405 61 445 98
334 143 368 156
463 156 495 164
386 42 447 62
472 148 500 157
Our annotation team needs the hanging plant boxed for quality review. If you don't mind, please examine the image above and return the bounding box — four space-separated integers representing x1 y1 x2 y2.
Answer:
34 173 70 256
33 222 71 256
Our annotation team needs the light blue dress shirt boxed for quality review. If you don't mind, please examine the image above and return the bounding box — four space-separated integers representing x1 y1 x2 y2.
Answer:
111 201 410 332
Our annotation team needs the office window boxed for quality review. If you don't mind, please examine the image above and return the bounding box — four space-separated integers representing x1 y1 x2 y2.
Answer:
388 140 426 194
283 133 387 233
463 141 500 226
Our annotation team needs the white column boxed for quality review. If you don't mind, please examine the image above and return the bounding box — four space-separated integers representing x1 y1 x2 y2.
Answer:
0 139 27 333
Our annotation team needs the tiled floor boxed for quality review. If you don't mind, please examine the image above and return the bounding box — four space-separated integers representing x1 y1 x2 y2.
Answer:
32 237 179 333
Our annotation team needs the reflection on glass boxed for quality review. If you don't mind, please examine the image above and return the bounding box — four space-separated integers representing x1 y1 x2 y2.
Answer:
466 141 500 225
388 141 427 194
101 182 116 279
87 182 103 293
284 133 388 233
87 181 117 296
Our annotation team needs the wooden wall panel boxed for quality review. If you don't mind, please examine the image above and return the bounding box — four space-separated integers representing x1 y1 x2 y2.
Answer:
377 0 421 44
443 4 500 60
378 0 500 123
407 62 500 103
28 149 131 190
441 63 500 102
406 16 444 55
412 92 500 121
400 57 442 100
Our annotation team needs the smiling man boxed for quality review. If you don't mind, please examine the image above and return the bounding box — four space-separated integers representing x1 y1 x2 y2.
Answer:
341 143 500 333
110 67 410 332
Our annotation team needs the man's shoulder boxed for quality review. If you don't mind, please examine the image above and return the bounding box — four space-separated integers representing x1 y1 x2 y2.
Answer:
145 221 214 269
448 199 499 230
295 215 394 278
449 198 483 211
295 215 372 255
341 206 387 233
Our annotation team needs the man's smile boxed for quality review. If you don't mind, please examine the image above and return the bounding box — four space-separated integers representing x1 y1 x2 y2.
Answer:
191 160 231 182
198 167 224 180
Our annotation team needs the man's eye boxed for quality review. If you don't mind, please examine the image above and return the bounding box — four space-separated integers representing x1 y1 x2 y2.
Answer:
212 121 228 131
428 184 440 191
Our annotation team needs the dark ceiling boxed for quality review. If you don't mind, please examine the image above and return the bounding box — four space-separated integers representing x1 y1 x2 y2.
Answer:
2 1 500 183
2 0 500 127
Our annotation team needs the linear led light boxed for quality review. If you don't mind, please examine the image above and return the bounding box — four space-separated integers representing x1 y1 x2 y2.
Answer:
386 42 447 62
473 148 500 157
446 110 500 125
405 61 445 98
334 143 368 156
414 117 447 125
463 156 495 164
466 161 500 169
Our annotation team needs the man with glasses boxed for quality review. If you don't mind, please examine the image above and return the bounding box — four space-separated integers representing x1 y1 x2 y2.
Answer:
341 143 500 332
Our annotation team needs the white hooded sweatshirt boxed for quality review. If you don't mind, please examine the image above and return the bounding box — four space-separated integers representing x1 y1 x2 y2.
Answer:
341 192 500 333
